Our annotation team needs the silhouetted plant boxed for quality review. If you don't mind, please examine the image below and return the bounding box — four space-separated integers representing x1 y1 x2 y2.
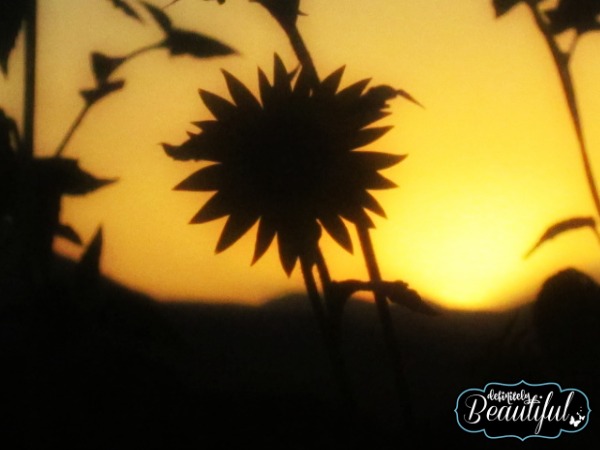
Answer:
492 0 600 255
165 0 432 426
0 0 236 285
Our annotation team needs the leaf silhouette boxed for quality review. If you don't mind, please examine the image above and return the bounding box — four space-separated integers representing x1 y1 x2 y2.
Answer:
91 52 126 83
165 29 236 59
546 0 600 35
142 1 173 32
252 0 303 27
525 216 599 258
329 280 436 316
0 0 26 75
80 80 126 106
492 0 522 17
33 158 117 196
55 223 83 245
77 227 104 281
107 0 142 22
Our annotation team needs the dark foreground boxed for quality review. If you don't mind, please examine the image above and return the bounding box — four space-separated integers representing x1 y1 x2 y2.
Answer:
1 259 598 449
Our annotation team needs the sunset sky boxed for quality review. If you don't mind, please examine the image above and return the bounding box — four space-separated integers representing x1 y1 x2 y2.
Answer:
2 0 599 310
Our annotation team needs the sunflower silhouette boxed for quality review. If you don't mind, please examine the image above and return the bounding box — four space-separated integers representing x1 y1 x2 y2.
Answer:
165 55 405 275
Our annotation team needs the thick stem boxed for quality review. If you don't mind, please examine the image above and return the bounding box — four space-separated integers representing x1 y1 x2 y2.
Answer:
356 225 413 427
527 3 600 220
23 0 37 160
300 254 355 414
283 23 319 88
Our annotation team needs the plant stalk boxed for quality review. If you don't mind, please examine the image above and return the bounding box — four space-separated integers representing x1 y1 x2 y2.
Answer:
356 225 413 427
23 0 37 160
300 254 354 413
54 104 91 157
527 2 600 220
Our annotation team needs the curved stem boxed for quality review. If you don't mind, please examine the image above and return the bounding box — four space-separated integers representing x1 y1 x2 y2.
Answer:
123 41 164 60
356 225 413 427
53 42 163 157
54 104 91 157
527 3 600 220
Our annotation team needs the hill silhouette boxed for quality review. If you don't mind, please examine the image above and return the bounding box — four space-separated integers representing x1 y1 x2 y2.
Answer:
1 257 598 448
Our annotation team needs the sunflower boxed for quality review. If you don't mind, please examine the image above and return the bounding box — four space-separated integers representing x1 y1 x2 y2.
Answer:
165 55 405 275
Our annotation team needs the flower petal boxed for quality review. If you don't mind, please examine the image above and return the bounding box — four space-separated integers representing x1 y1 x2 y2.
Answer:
340 206 375 229
362 172 398 190
221 70 261 111
189 192 231 224
336 78 371 103
199 89 237 120
273 54 292 97
349 126 393 149
277 231 299 276
174 164 223 191
351 151 407 170
293 67 312 97
319 214 353 253
258 67 272 106
319 66 345 96
215 211 260 253
359 191 387 218
252 217 277 264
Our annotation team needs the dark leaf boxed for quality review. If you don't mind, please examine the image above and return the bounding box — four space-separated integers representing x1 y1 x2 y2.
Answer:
254 0 301 27
165 30 236 58
200 89 237 120
252 218 277 264
142 1 172 32
0 0 26 75
349 126 394 149
547 0 600 34
91 52 126 83
216 212 260 253
0 109 19 153
55 223 83 245
492 0 523 17
80 80 126 106
78 227 103 280
163 136 221 162
221 70 261 111
386 282 437 315
33 158 117 196
174 164 223 191
190 192 231 223
108 0 143 21
319 214 353 253
525 216 599 258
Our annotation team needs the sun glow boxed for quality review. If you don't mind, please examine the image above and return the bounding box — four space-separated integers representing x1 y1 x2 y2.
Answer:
5 0 598 310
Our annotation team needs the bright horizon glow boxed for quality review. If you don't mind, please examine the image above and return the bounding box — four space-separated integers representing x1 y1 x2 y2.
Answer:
2 0 600 311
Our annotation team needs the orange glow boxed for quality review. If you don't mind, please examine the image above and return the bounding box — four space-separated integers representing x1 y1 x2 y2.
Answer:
4 0 598 310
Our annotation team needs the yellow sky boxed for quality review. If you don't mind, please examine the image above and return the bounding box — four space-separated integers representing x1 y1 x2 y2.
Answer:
2 0 600 310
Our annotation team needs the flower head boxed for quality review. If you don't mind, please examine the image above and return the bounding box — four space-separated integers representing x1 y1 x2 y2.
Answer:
165 55 406 275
